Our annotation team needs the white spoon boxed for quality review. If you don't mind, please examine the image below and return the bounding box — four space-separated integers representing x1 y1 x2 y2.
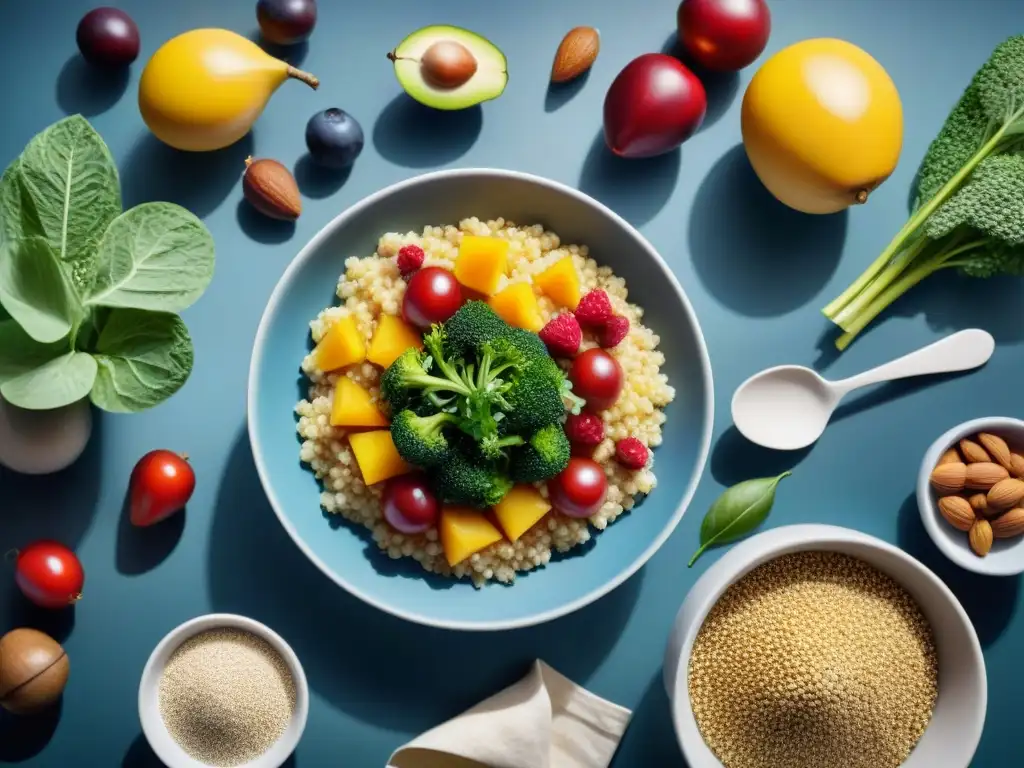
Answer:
731 329 996 451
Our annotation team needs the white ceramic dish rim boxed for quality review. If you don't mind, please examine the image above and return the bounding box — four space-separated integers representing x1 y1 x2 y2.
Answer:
246 167 715 632
138 613 310 768
917 416 1024 576
662 524 987 768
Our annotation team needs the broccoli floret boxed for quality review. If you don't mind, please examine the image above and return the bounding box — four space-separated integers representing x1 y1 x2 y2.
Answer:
502 356 583 433
390 409 461 467
511 424 571 483
442 301 508 360
380 347 470 412
433 449 513 508
500 326 550 362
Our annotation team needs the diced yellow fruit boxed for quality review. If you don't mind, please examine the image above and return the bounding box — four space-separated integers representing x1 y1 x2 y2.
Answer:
313 315 366 372
367 314 423 369
348 430 413 486
488 282 544 332
330 378 389 428
491 485 552 543
454 235 509 295
533 256 581 310
440 505 504 567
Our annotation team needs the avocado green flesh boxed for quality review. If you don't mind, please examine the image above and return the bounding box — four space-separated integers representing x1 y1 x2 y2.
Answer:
393 25 508 110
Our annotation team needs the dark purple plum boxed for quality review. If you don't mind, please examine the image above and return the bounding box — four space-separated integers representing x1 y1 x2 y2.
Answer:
305 109 364 170
257 0 318 46
76 7 140 68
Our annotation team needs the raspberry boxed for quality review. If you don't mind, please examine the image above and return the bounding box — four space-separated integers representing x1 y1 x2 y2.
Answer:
574 290 613 327
615 437 649 470
397 245 425 277
539 313 582 358
599 315 630 348
564 412 605 447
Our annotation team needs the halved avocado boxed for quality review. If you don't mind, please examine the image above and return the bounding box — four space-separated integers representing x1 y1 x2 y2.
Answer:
388 25 508 111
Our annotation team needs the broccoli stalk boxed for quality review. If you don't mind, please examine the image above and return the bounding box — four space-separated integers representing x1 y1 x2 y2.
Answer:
822 35 1024 351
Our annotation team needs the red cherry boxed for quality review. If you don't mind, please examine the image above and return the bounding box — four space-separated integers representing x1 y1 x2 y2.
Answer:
402 267 463 329
569 349 624 412
677 0 771 72
129 450 196 527
14 541 85 609
548 458 608 519
382 474 439 534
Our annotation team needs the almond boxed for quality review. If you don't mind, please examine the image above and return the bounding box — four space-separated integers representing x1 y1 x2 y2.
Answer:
1011 453 1024 479
969 518 993 556
929 462 966 494
992 507 1024 538
937 448 962 465
937 496 975 531
242 157 302 221
978 432 1013 472
968 493 994 518
959 438 990 464
551 26 600 83
987 478 1024 510
965 461 1009 490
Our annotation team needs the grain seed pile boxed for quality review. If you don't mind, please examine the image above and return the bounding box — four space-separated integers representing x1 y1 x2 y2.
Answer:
158 628 297 767
688 551 938 768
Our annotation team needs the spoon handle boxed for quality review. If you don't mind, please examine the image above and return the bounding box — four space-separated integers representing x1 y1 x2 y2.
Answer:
834 329 996 394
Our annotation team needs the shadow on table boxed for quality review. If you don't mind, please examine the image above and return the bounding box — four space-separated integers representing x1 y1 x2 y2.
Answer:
121 733 297 767
660 33 739 134
373 94 482 168
544 70 591 112
236 199 297 244
689 145 847 318
610 672 688 767
208 429 642 733
0 700 63 762
896 493 1017 647
710 426 814 489
294 155 353 200
115 488 186 576
55 54 131 117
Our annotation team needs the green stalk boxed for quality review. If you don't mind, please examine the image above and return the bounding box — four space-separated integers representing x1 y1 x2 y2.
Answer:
823 121 1015 320
832 237 929 330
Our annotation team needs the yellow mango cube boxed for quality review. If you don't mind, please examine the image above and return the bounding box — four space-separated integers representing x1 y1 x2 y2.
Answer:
313 315 366 372
440 506 504 567
488 282 544 332
330 378 389 428
348 430 412 486
454 235 509 296
533 256 581 310
367 314 423 369
491 485 552 543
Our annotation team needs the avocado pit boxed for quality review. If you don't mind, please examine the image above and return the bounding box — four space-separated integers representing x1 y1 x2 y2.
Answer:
421 40 478 89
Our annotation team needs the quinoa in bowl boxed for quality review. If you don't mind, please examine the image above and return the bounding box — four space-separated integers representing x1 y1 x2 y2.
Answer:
295 217 675 587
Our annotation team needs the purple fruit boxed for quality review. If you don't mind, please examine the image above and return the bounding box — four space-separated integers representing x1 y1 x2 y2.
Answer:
257 0 317 46
76 7 140 68
305 108 364 170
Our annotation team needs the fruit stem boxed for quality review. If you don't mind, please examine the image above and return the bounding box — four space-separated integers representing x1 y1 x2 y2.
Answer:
854 189 868 204
287 66 320 89
180 452 190 462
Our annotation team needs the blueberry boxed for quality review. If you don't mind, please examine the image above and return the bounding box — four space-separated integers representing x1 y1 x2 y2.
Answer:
305 109 364 170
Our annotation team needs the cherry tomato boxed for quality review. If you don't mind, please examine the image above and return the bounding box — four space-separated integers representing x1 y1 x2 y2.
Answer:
382 473 440 534
14 541 85 609
570 349 624 411
129 450 196 527
677 0 771 72
402 267 463 329
548 458 608 519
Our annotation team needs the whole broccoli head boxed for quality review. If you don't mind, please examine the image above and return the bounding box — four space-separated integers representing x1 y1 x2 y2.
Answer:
433 448 513 508
442 301 509 360
390 409 460 467
511 424 571 483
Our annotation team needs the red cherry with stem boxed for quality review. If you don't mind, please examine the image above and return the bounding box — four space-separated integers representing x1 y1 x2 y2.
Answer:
677 0 771 72
14 541 85 609
129 450 196 527
402 267 463 330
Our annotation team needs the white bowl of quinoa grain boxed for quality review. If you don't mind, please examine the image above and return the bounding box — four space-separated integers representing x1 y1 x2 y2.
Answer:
138 613 309 768
664 524 986 768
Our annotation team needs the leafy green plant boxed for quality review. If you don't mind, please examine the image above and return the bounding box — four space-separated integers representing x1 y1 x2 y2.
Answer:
688 472 790 567
0 115 214 412
823 35 1024 350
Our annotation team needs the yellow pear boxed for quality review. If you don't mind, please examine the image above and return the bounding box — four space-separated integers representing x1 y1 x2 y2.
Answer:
138 28 319 152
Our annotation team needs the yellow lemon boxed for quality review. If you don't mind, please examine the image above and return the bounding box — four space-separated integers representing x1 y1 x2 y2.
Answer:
741 38 903 214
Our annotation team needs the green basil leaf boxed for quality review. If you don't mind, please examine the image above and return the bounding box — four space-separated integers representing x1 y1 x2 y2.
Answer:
0 236 82 343
89 308 194 413
0 160 44 247
85 202 215 313
17 115 121 292
0 319 68 384
0 350 97 410
688 472 791 567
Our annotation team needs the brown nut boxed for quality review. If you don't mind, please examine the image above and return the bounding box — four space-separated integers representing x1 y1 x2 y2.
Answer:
992 508 1024 538
1011 453 1024 479
937 496 975 531
938 448 962 466
959 438 991 464
966 462 1010 490
551 26 600 83
930 462 966 494
0 628 69 715
969 518 993 557
978 433 1013 472
242 157 302 221
968 493 996 518
987 478 1024 511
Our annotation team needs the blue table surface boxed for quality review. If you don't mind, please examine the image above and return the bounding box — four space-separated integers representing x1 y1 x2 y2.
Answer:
2 0 1023 765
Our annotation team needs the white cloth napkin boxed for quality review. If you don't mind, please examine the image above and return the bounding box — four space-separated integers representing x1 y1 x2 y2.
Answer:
387 660 633 768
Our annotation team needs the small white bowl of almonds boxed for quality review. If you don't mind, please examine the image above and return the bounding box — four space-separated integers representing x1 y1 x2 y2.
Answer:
919 417 1024 576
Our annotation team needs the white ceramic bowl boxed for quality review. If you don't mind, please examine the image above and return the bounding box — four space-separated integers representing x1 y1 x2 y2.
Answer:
139 613 309 768
663 524 986 768
918 416 1024 576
